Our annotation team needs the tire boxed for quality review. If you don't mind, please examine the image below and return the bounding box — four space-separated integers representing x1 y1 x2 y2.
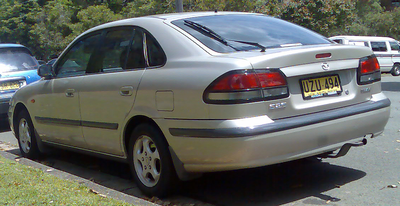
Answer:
16 110 41 159
391 64 400 76
128 124 178 197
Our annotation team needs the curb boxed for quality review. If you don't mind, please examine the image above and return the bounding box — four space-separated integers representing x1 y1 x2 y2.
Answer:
0 149 159 206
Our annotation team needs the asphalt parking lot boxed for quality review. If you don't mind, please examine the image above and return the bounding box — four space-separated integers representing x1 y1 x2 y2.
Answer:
1 74 399 205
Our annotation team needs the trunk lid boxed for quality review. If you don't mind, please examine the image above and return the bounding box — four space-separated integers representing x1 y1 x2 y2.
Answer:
222 44 379 120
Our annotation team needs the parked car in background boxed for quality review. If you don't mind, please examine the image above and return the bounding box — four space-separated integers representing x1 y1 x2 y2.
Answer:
329 36 400 76
37 60 46 66
46 54 58 66
8 12 390 197
0 44 41 119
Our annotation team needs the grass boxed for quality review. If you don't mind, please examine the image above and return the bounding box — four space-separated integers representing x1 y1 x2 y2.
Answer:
0 155 132 206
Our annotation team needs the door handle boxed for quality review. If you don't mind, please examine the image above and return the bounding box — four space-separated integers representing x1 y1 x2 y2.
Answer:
120 86 134 96
65 89 75 97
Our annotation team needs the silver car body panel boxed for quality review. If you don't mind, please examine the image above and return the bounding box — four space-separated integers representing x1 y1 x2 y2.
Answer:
8 12 391 174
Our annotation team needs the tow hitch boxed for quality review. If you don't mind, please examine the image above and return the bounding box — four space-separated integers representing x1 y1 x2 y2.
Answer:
320 138 367 158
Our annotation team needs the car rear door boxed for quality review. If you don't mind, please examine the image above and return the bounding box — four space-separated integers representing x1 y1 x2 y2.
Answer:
78 27 147 156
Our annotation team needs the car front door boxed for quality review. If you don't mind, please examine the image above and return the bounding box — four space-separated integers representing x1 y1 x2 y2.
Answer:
78 27 148 156
34 33 102 148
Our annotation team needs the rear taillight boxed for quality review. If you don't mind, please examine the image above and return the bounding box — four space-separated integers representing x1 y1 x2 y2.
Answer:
358 55 381 85
203 69 289 104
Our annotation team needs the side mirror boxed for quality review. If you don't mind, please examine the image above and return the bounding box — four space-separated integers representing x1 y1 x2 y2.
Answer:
38 64 54 79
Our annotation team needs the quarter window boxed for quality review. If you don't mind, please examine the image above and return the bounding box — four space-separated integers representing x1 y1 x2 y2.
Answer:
145 33 166 67
370 41 387 52
56 33 101 77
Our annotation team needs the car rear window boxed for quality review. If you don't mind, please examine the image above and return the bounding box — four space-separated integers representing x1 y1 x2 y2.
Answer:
172 14 330 53
0 48 38 72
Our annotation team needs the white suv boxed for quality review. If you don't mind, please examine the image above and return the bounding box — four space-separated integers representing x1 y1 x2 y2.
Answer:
330 36 400 76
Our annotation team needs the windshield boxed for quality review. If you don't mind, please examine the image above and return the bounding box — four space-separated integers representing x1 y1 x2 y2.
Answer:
172 14 331 53
0 48 38 73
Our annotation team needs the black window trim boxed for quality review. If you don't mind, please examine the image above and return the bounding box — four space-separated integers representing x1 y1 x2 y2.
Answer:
142 29 167 69
54 31 104 78
53 25 167 79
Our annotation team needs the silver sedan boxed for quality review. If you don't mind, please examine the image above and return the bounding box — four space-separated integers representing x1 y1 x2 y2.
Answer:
8 12 390 197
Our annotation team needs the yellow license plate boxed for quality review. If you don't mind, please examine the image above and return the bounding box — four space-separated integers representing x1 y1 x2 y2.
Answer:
0 81 20 91
301 75 342 99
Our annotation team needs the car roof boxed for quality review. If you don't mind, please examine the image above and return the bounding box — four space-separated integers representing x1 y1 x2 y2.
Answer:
0 43 27 49
329 35 396 42
0 43 34 56
81 11 259 35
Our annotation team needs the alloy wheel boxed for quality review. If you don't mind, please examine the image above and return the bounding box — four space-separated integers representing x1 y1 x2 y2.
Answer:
133 135 162 187
18 118 31 154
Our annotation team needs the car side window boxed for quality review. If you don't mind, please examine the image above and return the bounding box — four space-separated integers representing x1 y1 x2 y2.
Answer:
55 33 101 77
389 41 399 51
124 29 146 70
370 41 387 52
99 28 134 73
145 32 166 67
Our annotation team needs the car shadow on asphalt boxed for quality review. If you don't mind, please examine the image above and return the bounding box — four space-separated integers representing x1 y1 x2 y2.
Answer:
179 158 366 206
5 147 366 206
381 82 400 92
0 120 11 133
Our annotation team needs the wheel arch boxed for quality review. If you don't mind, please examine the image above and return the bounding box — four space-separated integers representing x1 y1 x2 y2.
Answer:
123 115 167 155
12 102 29 135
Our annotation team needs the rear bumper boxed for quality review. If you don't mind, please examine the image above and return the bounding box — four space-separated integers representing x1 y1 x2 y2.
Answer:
164 93 390 172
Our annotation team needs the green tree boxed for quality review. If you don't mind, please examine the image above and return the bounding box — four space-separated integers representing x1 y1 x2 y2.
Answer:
70 5 123 36
121 0 175 18
184 0 257 12
346 0 400 39
278 0 356 37
29 0 77 60
0 0 40 51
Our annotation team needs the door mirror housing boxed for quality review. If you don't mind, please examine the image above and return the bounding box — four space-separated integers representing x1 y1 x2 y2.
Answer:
38 64 54 79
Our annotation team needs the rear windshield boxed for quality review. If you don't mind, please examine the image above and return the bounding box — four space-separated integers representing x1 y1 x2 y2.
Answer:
172 14 330 53
0 48 38 73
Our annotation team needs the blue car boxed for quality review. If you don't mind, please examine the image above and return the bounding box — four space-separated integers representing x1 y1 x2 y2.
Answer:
0 44 41 119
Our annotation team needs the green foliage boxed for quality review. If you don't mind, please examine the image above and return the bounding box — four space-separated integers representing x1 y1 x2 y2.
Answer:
121 0 175 18
253 0 283 16
29 0 77 59
184 0 258 12
71 5 123 36
0 0 40 50
278 0 356 36
348 0 400 40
